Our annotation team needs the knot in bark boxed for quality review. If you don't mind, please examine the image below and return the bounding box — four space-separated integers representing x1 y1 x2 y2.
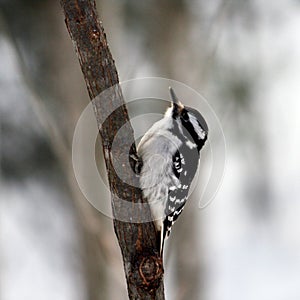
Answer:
132 249 163 293
139 256 163 284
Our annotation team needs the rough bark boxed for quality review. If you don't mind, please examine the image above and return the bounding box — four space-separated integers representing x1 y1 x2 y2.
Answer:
59 1 165 299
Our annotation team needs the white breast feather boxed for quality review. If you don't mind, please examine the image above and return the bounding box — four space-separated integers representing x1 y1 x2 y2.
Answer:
137 114 182 231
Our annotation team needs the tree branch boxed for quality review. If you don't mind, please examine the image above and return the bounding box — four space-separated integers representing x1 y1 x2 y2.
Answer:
59 1 164 299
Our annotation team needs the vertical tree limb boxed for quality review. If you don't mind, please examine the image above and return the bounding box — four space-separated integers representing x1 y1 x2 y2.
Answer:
59 1 165 299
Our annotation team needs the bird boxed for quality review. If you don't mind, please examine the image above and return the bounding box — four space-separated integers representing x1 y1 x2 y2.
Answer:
133 87 208 256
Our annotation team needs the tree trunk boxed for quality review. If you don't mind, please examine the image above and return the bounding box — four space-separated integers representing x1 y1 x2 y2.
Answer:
59 1 165 299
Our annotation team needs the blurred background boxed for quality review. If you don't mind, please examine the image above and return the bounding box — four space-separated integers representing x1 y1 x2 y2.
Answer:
1 0 300 299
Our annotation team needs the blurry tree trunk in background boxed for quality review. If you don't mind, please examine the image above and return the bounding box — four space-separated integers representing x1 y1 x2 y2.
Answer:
0 1 115 299
171 200 204 300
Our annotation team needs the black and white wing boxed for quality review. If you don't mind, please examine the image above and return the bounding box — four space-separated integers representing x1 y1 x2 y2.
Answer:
162 145 199 244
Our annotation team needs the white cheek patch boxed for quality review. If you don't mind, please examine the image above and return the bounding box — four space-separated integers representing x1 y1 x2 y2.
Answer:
188 113 206 140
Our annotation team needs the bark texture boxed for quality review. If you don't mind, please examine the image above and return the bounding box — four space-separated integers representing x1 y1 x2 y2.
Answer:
59 1 165 299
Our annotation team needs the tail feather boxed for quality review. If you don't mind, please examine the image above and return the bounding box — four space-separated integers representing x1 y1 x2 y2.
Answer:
157 223 169 257
157 229 165 257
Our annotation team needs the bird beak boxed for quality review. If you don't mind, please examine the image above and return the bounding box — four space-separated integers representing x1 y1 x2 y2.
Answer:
169 87 184 115
169 87 180 104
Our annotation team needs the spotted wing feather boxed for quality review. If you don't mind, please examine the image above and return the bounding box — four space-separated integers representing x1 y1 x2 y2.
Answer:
163 149 192 241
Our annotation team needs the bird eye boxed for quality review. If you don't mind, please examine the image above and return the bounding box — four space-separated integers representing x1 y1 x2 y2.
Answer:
181 111 189 122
